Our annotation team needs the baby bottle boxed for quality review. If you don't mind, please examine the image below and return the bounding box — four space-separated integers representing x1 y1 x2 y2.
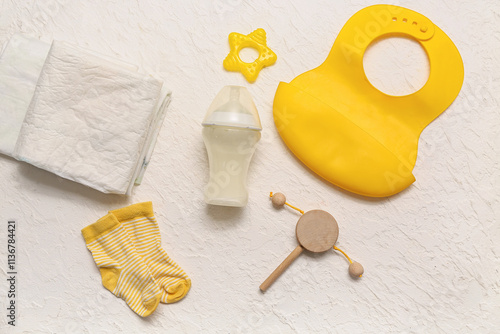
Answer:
202 86 262 207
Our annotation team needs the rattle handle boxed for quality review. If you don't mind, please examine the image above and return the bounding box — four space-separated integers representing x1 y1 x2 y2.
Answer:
260 245 303 292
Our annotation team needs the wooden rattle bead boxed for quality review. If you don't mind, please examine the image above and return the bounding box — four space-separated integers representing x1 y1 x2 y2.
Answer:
349 262 364 278
271 192 286 207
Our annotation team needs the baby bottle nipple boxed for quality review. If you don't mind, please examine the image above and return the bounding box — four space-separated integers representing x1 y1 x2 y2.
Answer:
202 86 262 207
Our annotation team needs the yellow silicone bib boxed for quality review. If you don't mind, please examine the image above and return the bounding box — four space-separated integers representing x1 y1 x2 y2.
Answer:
273 5 464 197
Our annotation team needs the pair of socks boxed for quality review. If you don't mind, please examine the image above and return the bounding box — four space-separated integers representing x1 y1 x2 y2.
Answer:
82 202 190 317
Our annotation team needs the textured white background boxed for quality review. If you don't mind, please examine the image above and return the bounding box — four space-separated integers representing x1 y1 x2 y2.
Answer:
0 0 499 333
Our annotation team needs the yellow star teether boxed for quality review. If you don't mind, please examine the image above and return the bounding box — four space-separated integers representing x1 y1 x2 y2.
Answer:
223 28 277 83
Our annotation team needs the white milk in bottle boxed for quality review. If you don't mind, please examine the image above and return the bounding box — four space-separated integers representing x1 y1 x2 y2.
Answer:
202 86 262 207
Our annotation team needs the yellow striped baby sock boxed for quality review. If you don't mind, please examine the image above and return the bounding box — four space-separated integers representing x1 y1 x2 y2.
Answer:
110 202 191 303
82 213 162 317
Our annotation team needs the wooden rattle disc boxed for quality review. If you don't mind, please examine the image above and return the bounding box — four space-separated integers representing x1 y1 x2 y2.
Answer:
260 210 339 291
296 210 339 252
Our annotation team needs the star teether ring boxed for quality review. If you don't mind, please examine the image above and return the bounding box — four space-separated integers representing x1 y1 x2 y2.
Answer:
223 28 277 82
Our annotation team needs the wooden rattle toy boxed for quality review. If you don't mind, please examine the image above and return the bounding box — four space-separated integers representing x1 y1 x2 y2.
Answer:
260 192 363 292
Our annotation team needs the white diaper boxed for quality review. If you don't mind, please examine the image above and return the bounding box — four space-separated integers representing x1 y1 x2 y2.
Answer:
0 34 169 194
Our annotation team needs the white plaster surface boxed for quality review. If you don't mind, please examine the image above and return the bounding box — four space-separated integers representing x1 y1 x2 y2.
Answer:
0 0 499 333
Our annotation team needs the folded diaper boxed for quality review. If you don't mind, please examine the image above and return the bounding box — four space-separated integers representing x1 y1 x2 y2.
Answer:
0 34 169 194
